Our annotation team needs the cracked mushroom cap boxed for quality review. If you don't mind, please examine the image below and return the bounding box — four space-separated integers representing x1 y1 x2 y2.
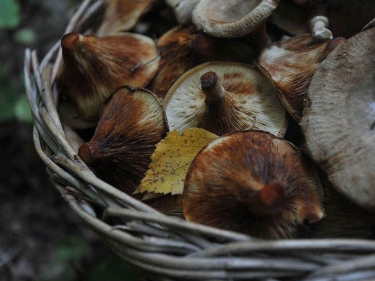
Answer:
300 21 375 213
183 130 324 239
192 0 280 38
96 0 154 36
150 25 255 100
163 61 287 137
78 86 168 195
57 32 159 121
258 34 345 122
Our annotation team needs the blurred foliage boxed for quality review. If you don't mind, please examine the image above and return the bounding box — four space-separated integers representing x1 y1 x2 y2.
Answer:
14 28 36 45
37 235 141 281
0 0 20 28
39 236 91 281
89 256 141 281
0 67 32 123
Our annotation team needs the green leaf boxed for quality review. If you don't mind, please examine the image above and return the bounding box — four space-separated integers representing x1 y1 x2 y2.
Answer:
0 0 20 28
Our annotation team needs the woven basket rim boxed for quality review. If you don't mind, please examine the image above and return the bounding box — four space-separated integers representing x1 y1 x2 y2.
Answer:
24 0 375 280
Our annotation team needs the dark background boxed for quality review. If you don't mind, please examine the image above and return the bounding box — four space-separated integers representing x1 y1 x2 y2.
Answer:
0 0 140 280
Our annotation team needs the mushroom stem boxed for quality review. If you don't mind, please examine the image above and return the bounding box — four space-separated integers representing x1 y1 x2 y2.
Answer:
200 71 226 102
310 16 333 42
243 183 288 216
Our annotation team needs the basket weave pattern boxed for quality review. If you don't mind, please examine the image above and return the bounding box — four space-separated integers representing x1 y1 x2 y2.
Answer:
24 0 375 280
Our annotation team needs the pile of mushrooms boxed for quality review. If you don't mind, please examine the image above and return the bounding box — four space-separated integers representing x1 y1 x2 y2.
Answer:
56 0 375 239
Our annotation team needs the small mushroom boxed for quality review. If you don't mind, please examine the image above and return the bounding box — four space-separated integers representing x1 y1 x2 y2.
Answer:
300 21 375 213
150 25 255 100
57 32 159 121
192 0 280 38
183 130 324 239
78 86 168 195
96 0 154 36
270 0 375 39
163 61 287 137
258 34 345 122
309 16 333 42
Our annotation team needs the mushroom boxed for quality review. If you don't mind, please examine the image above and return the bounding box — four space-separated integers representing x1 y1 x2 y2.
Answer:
58 98 98 130
57 32 159 121
163 61 287 137
270 0 375 39
258 34 345 122
96 0 154 36
150 25 255 100
78 86 168 195
192 0 280 38
183 130 324 239
300 21 375 213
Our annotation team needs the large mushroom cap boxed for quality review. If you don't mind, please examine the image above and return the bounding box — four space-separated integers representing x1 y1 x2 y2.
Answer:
78 86 168 195
300 21 375 212
183 130 324 239
163 61 287 137
259 34 345 122
57 32 159 120
192 0 280 38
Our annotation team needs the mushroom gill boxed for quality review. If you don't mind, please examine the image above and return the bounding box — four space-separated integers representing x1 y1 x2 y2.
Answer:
163 62 287 137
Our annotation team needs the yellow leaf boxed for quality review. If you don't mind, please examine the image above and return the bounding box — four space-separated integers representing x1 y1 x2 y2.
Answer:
135 128 218 195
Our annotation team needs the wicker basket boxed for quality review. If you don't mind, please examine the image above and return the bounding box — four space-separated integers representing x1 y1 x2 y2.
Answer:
24 0 375 280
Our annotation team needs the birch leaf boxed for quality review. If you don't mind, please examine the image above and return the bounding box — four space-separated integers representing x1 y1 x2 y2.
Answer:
135 128 217 195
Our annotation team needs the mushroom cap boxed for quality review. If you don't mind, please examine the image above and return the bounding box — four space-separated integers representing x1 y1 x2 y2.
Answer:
78 86 168 195
192 0 280 38
183 130 324 239
150 25 255 100
163 61 287 137
258 34 345 122
97 0 154 36
300 21 375 212
57 32 159 120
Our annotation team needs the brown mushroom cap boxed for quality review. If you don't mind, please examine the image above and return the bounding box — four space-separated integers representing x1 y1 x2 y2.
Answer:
57 32 159 120
78 86 168 195
258 34 345 122
300 21 375 212
150 25 255 100
163 62 287 137
96 0 154 36
192 0 280 38
183 130 324 239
